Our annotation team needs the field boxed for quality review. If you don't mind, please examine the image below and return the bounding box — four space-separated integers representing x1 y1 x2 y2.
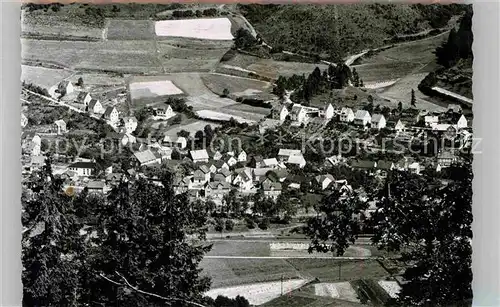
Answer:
154 18 234 40
21 65 75 89
314 282 360 303
196 110 258 124
105 19 155 40
200 73 273 99
129 80 184 100
378 280 401 299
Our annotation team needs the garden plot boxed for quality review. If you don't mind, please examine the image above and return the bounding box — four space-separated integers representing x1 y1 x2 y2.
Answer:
314 282 360 303
205 279 308 306
129 80 184 100
155 18 234 40
21 65 74 90
377 280 401 299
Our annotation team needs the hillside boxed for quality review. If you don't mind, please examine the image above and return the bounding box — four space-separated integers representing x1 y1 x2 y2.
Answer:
238 3 469 61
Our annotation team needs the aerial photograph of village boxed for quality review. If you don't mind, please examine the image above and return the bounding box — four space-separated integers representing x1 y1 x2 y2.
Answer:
20 2 473 307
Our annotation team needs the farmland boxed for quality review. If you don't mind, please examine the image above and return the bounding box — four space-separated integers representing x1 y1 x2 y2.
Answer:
105 19 155 40
129 79 184 100
21 65 74 89
200 73 273 99
154 18 234 40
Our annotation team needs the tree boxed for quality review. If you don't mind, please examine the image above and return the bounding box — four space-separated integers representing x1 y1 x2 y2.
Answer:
221 88 230 98
83 168 212 306
76 77 84 87
214 217 224 232
234 28 257 49
305 190 368 256
225 219 234 231
398 101 403 112
22 159 87 306
177 130 190 138
411 89 417 107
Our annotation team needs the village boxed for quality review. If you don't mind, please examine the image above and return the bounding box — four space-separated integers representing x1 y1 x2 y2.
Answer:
21 75 472 217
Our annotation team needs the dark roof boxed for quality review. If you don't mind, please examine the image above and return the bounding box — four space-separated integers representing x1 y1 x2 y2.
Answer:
351 160 376 169
88 99 100 109
77 91 90 101
218 168 231 177
69 162 96 169
103 107 116 117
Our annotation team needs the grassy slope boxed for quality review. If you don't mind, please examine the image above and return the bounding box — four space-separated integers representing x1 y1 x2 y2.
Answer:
239 4 468 60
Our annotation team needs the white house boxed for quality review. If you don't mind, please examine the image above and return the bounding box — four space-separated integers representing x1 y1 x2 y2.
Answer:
76 91 92 105
103 107 119 124
224 155 238 167
57 80 74 95
339 107 355 123
314 174 335 190
30 155 46 172
233 168 253 191
278 149 302 162
154 105 176 120
263 158 279 169
163 136 187 149
205 181 231 199
121 117 138 134
133 149 161 167
290 104 308 124
212 150 223 161
457 114 468 129
354 110 371 127
68 161 96 177
54 119 67 135
262 181 282 200
424 115 439 127
87 99 103 114
21 113 28 128
321 103 335 120
286 154 306 169
190 149 209 163
193 165 211 185
394 119 405 133
236 150 247 163
371 114 386 130
272 105 289 122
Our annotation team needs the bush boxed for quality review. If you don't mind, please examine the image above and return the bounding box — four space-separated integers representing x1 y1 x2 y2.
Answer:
245 217 256 229
214 218 224 232
258 218 270 230
225 219 234 231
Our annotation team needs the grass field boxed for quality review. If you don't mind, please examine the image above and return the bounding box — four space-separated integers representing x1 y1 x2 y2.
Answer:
105 19 155 40
207 241 271 257
200 73 273 99
21 65 75 89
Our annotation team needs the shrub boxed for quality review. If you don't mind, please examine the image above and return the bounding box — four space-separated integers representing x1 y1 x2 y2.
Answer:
245 217 256 229
258 218 270 230
225 219 234 231
214 218 224 232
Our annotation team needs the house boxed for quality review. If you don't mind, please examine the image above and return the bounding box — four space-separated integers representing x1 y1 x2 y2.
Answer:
58 80 74 95
444 125 458 140
263 158 279 169
339 107 355 123
152 147 172 161
154 105 176 120
205 181 231 199
173 176 191 194
106 173 124 185
354 110 371 127
408 162 421 175
86 181 106 194
223 155 238 167
249 155 265 168
22 133 42 156
272 105 289 122
324 155 346 167
30 155 46 172
215 160 230 171
376 160 395 176
394 119 405 133
290 104 309 124
424 115 439 127
262 181 282 200
87 99 103 114
233 168 253 191
120 117 138 134
286 154 307 169
212 150 223 161
76 91 92 105
236 150 247 163
109 132 136 146
21 113 28 128
133 149 161 167
456 114 468 129
437 151 457 167
335 180 353 195
68 161 96 177
371 114 386 130
218 168 232 183
314 174 335 190
190 149 209 163
321 103 335 120
54 119 67 135
278 149 302 162
447 104 463 114
206 162 217 174
163 136 187 149
351 160 377 171
193 165 211 185
103 107 119 124
252 168 274 183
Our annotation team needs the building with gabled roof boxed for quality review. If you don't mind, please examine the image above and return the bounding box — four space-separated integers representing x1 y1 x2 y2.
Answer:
371 114 386 130
133 149 160 167
87 99 103 114
190 149 209 163
354 110 371 127
339 107 355 123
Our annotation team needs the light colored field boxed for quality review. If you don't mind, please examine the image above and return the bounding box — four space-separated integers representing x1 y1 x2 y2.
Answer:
205 279 308 306
377 280 401 299
21 65 74 89
164 120 220 137
105 19 155 40
196 109 257 124
155 18 234 40
226 103 272 116
314 282 360 303
200 73 273 98
129 80 184 100
200 258 301 288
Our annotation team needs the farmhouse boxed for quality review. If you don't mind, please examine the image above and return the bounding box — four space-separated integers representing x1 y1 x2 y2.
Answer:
190 149 209 163
87 99 103 114
354 110 371 127
154 105 176 120
21 113 28 128
388 119 406 133
76 91 92 105
339 107 355 123
54 119 67 135
290 104 308 124
68 161 96 177
57 80 74 95
272 105 289 122
133 149 161 167
263 158 279 169
121 117 138 134
371 114 386 130
103 107 119 124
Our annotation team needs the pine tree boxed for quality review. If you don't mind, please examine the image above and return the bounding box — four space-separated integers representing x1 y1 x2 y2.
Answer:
411 89 417 107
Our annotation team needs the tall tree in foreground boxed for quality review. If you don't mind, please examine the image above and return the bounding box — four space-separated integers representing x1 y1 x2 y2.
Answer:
411 89 417 107
82 167 212 306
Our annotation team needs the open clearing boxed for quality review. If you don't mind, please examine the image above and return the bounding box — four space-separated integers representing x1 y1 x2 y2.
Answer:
205 279 308 306
314 282 360 303
129 80 184 100
155 18 234 40
21 65 74 89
